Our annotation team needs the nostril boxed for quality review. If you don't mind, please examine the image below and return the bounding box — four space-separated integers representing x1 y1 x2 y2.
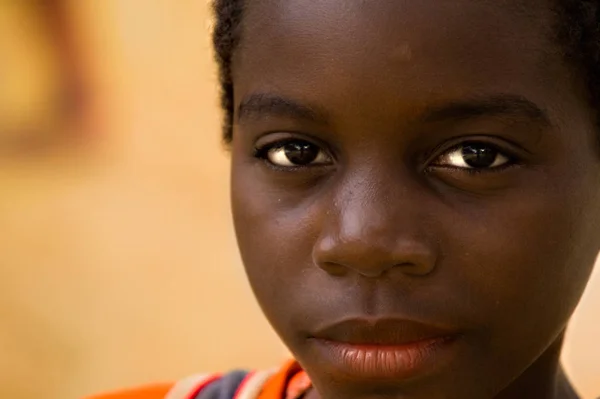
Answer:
395 261 436 277
319 262 347 277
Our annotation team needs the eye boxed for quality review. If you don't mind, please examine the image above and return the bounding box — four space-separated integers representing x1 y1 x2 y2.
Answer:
434 142 513 170
258 139 332 167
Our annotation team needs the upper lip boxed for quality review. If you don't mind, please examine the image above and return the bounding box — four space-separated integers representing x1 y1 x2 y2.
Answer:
311 318 458 346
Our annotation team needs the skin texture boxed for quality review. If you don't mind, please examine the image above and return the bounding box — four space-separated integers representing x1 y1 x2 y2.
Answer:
229 0 600 398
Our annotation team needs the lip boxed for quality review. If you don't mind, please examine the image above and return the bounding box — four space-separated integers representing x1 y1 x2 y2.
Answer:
309 318 460 380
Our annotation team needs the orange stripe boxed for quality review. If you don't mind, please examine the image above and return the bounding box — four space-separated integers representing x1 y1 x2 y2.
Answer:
83 383 174 399
285 371 311 399
257 361 302 399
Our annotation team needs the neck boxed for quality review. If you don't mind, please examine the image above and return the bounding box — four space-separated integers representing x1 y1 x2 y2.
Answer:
495 332 579 399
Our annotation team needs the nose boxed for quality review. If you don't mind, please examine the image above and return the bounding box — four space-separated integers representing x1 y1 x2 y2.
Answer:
312 171 437 278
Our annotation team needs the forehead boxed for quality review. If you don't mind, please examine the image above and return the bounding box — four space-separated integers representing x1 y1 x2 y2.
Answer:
237 0 553 59
232 0 586 130
240 0 552 49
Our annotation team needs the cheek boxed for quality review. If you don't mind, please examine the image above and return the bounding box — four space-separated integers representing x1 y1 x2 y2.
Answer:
446 188 597 339
231 164 319 322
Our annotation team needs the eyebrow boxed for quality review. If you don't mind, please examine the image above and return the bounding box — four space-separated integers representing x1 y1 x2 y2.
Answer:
421 94 551 125
237 93 329 124
236 92 551 126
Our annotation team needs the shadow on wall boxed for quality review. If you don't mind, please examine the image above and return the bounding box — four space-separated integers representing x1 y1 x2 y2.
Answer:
0 2 597 399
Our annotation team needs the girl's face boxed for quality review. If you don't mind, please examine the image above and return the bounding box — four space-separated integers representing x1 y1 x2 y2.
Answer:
230 0 600 398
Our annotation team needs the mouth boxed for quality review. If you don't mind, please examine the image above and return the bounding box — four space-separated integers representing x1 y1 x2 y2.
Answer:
309 318 460 380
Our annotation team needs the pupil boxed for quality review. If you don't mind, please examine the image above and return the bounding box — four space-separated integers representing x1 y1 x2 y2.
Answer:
284 142 319 165
462 144 497 168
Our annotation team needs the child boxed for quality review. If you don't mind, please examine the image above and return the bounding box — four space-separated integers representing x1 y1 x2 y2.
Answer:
89 0 600 398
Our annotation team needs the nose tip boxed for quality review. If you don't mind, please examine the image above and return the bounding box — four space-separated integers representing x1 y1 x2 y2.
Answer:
313 233 437 278
313 169 437 279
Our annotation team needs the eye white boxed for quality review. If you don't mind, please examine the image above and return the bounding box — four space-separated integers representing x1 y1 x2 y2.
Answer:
268 147 294 166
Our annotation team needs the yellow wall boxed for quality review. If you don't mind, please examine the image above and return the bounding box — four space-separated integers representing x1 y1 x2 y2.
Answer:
0 2 597 399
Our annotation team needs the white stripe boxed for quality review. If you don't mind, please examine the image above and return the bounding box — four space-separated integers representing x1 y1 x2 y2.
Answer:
234 369 277 399
164 373 214 399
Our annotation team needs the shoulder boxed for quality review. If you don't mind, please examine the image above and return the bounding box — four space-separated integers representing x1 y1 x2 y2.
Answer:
183 370 280 399
83 361 301 399
82 371 268 399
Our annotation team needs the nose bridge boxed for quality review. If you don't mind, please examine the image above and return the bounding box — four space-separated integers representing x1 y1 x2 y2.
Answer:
336 167 398 242
314 165 436 278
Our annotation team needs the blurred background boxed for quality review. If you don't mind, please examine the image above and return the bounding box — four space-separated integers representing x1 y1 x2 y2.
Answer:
0 1 598 399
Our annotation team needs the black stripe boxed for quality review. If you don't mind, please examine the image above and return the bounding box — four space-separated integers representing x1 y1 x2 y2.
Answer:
193 370 249 399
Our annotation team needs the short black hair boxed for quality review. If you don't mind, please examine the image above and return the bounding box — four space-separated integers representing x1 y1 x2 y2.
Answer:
212 0 600 144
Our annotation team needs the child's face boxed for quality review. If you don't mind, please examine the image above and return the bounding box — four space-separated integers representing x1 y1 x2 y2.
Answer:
230 0 600 398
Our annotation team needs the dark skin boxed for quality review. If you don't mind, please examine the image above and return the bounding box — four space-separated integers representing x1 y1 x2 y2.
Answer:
229 0 600 398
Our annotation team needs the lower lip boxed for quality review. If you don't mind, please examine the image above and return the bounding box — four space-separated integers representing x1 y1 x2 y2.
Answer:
311 336 457 380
